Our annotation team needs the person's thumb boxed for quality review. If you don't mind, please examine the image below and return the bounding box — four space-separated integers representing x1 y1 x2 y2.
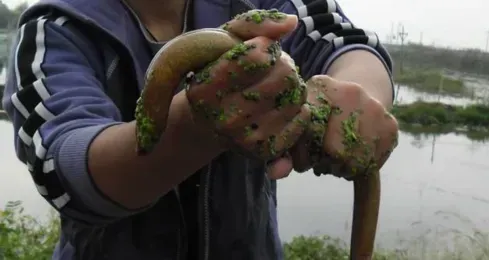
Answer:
221 10 298 41
267 154 294 180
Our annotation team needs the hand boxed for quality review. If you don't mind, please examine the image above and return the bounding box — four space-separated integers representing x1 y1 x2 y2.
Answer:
186 11 310 164
289 75 399 179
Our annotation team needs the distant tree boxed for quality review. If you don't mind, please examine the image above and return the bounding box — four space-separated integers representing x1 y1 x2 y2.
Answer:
0 1 14 29
12 2 29 15
386 43 489 77
0 1 29 29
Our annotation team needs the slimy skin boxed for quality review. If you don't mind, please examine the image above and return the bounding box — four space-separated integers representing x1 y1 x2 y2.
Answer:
135 29 240 154
350 170 381 260
135 11 381 260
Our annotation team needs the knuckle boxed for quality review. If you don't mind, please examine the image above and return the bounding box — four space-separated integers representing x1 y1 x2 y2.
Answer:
333 83 364 105
299 103 316 123
246 36 275 50
381 116 399 148
307 75 330 89
238 48 269 66
344 82 364 97
309 75 325 84
268 72 307 108
279 51 296 68
385 119 400 139
366 98 385 116
389 115 400 131
300 102 312 116
273 57 298 79
382 111 399 132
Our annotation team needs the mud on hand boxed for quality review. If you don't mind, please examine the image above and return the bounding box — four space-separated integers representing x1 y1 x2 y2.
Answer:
185 10 311 160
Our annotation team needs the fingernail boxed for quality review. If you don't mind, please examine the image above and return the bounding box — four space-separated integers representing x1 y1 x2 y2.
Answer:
284 15 298 24
272 14 296 23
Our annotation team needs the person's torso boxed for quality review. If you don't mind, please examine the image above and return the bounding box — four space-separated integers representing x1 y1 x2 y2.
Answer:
18 0 283 259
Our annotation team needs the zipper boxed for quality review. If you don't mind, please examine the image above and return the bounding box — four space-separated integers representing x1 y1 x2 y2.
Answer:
120 2 192 258
197 2 258 259
200 162 212 260
174 187 187 260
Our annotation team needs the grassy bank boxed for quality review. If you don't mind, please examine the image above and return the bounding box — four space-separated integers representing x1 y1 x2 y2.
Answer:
391 101 489 131
393 68 470 97
286 231 489 260
3 101 489 137
0 201 59 260
2 202 489 260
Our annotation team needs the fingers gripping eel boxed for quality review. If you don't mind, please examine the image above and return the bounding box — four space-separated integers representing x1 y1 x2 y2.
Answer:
135 28 241 154
134 25 381 260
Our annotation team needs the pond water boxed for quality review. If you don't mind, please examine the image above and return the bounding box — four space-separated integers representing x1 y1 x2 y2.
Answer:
395 85 476 106
278 132 489 249
0 67 5 84
1 69 489 251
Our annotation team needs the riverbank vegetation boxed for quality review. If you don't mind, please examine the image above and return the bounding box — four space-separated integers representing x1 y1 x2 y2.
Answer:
391 101 489 131
0 201 59 260
1 201 489 260
393 68 470 97
4 101 489 140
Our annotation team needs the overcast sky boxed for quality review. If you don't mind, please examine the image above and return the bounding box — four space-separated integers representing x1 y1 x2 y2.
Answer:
3 0 487 50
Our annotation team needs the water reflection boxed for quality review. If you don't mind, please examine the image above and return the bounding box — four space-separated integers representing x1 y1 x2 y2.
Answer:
277 129 489 248
395 85 476 106
394 73 489 106
400 124 489 148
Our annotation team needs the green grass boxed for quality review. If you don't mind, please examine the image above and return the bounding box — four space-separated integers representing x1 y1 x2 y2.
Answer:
284 235 397 260
394 68 470 97
285 228 489 260
2 201 489 260
0 201 60 260
391 101 489 131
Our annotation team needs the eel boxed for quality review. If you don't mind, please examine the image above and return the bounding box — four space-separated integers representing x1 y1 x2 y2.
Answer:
134 12 381 260
350 170 380 260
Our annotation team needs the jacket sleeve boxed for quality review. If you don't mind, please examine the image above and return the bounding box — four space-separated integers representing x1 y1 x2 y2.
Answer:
2 13 145 225
260 0 395 99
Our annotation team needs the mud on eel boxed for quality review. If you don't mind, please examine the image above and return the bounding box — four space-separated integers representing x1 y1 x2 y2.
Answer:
134 9 381 260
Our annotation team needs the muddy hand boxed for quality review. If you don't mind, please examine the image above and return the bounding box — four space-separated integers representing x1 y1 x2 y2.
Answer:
135 10 300 154
133 8 395 259
185 11 312 161
289 75 399 259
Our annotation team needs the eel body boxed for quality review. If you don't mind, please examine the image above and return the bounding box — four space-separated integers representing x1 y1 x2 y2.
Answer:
350 170 381 260
135 23 380 260
135 28 240 154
